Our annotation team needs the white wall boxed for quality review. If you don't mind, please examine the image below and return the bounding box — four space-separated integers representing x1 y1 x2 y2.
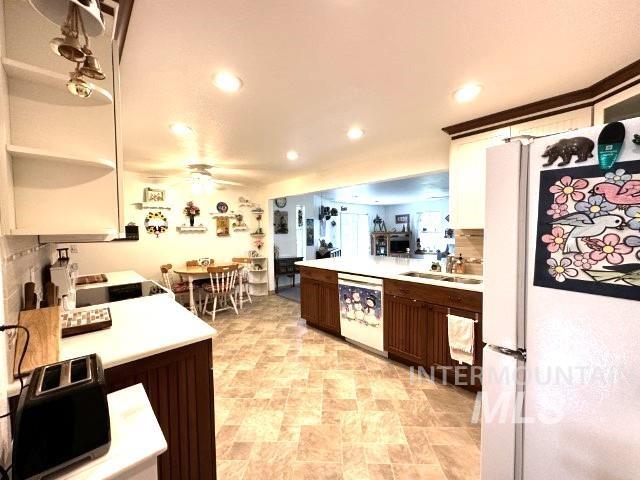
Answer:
383 197 451 251
57 172 260 283
272 193 316 259
259 137 449 288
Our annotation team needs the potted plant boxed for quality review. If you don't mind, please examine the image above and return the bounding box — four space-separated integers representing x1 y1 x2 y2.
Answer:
183 201 200 227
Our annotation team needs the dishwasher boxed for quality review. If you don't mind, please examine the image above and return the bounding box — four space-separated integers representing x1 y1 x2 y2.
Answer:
337 273 386 355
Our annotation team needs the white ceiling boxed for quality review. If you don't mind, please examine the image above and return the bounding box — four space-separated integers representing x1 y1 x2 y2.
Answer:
320 172 448 205
120 0 640 186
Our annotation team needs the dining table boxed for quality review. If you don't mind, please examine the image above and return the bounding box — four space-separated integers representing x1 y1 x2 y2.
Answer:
173 262 238 315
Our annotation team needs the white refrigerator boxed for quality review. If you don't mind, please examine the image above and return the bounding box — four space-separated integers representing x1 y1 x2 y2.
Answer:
482 117 640 479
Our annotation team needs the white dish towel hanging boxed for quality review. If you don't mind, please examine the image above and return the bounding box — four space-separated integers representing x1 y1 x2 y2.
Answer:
447 313 475 365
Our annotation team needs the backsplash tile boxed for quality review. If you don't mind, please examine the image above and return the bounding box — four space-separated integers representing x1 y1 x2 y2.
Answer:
1 236 52 386
454 229 484 275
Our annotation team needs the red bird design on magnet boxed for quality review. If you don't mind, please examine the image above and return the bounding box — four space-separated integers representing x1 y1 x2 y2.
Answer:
593 180 640 206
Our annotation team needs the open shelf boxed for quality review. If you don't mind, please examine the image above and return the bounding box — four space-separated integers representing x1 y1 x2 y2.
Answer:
7 144 116 170
10 227 117 236
177 225 207 233
2 57 114 107
134 202 172 210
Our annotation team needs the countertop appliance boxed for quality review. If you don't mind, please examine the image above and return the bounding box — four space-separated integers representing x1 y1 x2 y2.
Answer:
12 354 110 479
75 281 167 308
482 118 640 479
49 259 75 298
338 273 386 354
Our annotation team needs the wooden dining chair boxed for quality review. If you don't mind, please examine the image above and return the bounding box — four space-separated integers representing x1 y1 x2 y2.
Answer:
202 265 239 321
232 257 252 308
160 264 193 306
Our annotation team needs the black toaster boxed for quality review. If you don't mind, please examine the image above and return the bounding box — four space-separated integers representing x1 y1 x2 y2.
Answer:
12 354 111 480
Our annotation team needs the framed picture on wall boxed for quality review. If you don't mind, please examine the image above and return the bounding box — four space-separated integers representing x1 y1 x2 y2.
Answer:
144 187 165 202
395 214 410 224
306 218 314 246
274 210 289 234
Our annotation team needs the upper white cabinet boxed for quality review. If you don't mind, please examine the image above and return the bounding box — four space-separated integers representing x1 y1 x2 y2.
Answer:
449 127 509 229
509 107 592 138
593 83 640 125
449 108 593 230
1 0 121 237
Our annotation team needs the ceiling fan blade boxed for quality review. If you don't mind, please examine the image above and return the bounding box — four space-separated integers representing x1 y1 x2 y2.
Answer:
210 178 244 186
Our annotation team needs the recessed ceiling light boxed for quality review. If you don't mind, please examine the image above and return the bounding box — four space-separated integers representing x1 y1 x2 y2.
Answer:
453 83 483 103
347 127 364 140
286 150 299 161
213 72 243 93
170 123 194 136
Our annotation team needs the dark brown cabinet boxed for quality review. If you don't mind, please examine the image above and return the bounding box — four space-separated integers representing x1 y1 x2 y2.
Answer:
384 294 428 365
300 267 340 336
426 305 483 390
384 278 483 391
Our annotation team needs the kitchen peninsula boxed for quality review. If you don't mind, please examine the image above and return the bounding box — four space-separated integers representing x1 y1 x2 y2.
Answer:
297 256 484 390
8 272 217 480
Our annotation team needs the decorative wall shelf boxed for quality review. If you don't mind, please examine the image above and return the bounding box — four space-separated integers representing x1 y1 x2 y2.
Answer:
10 227 117 236
250 233 265 237
2 57 114 107
177 225 207 233
134 202 172 210
251 209 264 214
7 144 116 170
210 213 237 218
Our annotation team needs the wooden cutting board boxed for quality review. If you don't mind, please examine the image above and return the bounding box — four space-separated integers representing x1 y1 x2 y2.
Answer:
14 306 61 378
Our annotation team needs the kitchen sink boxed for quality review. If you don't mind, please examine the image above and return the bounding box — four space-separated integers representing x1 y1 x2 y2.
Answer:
400 272 482 285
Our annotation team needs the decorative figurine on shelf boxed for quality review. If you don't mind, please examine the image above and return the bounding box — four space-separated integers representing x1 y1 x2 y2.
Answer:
254 238 264 251
183 201 200 227
373 215 386 232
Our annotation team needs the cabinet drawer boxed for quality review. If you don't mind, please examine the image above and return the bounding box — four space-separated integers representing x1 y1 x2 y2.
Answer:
299 266 338 284
385 279 482 312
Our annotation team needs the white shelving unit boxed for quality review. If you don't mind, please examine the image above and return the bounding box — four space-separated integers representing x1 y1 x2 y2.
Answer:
2 57 114 106
7 144 116 170
247 256 268 296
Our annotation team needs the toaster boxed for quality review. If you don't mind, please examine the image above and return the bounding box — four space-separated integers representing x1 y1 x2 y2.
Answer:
12 354 111 480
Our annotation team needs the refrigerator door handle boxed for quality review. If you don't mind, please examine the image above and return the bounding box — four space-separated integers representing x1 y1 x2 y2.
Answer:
490 345 527 361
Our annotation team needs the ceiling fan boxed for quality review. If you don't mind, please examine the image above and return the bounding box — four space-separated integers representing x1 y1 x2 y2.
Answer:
145 164 244 190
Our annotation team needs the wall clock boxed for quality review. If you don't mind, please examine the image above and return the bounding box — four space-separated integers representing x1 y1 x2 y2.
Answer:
275 197 287 208
216 202 229 213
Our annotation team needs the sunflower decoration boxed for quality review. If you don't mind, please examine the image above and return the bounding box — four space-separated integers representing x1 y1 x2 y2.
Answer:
145 211 168 237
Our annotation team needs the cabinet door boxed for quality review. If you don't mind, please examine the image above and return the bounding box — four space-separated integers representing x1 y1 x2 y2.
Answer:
510 107 592 137
318 281 340 335
300 278 319 326
384 294 428 365
449 127 510 229
594 82 640 125
427 304 482 389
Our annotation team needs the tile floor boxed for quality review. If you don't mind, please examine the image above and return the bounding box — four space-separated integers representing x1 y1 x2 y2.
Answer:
206 295 481 480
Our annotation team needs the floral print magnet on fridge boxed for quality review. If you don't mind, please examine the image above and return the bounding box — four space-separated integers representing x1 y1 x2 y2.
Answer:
533 129 640 301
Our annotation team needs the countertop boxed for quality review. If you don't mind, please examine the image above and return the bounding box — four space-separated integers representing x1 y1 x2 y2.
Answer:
51 384 166 480
296 256 483 293
8 282 216 397
76 271 147 290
